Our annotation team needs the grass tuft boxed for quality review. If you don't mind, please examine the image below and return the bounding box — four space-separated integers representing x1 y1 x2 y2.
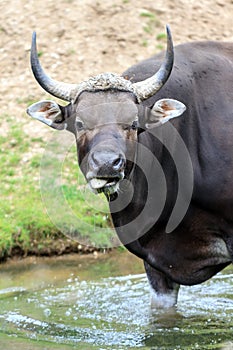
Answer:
140 10 160 37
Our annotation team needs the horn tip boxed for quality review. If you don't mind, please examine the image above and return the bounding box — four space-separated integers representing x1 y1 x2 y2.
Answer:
165 24 172 39
31 31 37 48
165 24 173 54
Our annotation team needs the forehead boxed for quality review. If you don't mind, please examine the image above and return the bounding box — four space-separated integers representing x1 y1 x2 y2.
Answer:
76 90 138 128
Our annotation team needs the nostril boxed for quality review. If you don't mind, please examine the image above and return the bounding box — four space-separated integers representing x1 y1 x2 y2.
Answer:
112 157 120 167
90 152 100 168
89 150 125 173
112 156 125 170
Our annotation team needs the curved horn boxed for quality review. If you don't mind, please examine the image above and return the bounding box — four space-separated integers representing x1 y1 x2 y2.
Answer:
133 25 174 101
30 32 78 101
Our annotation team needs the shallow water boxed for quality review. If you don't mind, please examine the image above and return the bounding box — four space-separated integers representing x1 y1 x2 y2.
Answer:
0 252 232 350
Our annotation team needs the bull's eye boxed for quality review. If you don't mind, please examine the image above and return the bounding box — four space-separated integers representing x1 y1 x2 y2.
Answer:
131 121 138 130
76 119 84 131
122 121 138 131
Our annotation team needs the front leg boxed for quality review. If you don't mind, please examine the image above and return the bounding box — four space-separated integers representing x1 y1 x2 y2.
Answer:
144 261 180 309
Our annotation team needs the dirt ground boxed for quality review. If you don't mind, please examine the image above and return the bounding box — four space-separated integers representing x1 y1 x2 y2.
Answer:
1 0 233 134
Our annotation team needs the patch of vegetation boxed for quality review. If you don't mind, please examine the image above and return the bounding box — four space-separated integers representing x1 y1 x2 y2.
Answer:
0 114 117 261
156 43 165 50
67 48 76 56
141 39 148 47
16 96 38 107
156 32 167 41
140 10 160 35
37 51 43 58
140 11 156 19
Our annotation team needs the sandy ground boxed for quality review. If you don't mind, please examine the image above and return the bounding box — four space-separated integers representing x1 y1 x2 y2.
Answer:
1 0 233 137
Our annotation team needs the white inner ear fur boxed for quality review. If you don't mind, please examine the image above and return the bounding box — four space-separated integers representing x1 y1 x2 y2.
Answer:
146 98 186 129
27 100 62 126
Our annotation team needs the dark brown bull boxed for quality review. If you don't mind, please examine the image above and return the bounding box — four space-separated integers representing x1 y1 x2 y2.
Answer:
27 26 233 308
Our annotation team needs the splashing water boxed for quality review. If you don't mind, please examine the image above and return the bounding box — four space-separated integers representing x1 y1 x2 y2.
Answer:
0 253 232 350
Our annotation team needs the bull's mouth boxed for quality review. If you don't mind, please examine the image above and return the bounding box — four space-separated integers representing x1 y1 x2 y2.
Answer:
88 175 123 197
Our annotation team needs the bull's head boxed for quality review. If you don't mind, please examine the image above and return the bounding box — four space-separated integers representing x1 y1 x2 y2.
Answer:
27 26 186 199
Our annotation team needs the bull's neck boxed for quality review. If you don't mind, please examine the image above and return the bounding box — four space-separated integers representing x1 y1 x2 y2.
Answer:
109 123 182 243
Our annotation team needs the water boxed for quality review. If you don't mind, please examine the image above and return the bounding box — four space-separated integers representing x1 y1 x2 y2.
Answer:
0 252 232 350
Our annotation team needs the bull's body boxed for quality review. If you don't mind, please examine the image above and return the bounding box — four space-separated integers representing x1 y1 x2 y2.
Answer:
113 41 233 306
28 30 233 308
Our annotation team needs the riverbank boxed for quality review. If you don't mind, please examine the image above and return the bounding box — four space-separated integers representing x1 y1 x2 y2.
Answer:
3 231 114 262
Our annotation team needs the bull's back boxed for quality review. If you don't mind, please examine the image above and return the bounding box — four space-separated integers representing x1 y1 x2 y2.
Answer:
124 41 233 223
124 41 233 86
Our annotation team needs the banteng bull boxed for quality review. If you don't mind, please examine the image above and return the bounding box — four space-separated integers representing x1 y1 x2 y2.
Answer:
27 26 233 308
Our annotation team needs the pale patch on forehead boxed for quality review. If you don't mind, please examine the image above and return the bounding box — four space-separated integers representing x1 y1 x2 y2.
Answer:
76 91 138 129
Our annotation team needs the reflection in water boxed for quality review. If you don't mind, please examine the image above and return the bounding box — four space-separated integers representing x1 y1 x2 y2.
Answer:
0 252 232 349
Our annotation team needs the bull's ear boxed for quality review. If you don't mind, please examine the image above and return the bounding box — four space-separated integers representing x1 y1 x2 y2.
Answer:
27 100 66 130
145 98 186 129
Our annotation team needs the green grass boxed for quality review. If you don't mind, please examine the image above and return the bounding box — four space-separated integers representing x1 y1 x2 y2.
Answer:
140 11 156 19
156 32 167 41
0 113 117 260
140 11 160 35
139 10 165 51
